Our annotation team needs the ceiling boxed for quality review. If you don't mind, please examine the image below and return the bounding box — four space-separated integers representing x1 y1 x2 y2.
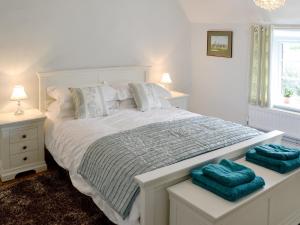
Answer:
178 0 300 24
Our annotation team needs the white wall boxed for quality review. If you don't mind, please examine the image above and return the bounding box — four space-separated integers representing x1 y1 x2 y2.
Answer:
179 0 300 24
179 0 300 124
190 24 251 124
3 0 300 123
179 0 260 24
0 0 192 112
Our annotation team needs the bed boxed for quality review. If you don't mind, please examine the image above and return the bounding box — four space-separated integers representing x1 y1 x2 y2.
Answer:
38 66 284 225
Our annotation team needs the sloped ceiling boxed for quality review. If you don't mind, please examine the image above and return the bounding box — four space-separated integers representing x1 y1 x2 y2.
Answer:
178 0 300 24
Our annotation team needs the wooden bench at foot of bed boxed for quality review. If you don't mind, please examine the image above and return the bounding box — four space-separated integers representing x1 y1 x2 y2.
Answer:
168 157 300 225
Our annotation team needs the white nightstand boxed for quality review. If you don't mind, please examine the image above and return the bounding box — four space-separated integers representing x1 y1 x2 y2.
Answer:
167 91 189 110
0 109 47 182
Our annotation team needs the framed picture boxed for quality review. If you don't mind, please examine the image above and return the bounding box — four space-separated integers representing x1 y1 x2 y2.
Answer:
207 31 233 58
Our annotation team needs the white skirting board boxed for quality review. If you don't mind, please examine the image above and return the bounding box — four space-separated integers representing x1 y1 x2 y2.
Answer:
248 105 300 140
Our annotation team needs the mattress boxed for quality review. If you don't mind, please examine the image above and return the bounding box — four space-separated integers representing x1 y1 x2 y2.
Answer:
45 108 198 225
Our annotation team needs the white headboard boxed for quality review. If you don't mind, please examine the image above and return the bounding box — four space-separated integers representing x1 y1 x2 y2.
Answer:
37 65 150 112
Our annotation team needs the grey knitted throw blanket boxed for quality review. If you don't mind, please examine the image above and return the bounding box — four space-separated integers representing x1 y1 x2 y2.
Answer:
78 116 261 218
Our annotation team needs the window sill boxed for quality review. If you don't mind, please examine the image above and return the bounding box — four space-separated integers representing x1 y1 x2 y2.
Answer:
273 104 300 114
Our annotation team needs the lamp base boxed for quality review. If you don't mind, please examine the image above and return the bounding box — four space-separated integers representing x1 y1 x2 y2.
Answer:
15 101 24 116
15 108 24 116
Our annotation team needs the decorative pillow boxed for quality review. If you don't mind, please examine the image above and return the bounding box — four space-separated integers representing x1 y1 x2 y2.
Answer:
48 84 118 102
129 83 171 112
101 84 118 101
70 86 109 119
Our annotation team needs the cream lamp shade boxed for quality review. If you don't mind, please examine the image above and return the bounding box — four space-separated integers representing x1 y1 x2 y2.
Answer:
161 73 172 84
10 85 28 115
10 85 28 101
253 0 286 11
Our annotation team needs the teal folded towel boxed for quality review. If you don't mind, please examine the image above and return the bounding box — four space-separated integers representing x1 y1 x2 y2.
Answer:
201 159 256 187
191 169 265 202
246 149 300 174
255 144 300 160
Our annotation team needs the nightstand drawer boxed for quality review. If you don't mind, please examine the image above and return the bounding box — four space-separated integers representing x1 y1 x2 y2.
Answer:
10 140 38 155
10 127 38 143
10 152 38 168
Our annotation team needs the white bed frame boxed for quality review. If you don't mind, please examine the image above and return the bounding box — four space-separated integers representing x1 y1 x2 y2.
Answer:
37 66 284 225
38 66 150 112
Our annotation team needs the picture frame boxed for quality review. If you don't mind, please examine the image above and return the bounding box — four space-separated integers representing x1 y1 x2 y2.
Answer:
207 31 233 58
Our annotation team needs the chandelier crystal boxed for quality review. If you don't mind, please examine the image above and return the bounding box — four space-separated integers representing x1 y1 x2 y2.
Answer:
254 0 286 11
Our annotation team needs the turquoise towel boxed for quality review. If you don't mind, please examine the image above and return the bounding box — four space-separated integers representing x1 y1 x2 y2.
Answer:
201 159 256 187
246 149 300 174
191 169 265 202
255 144 300 160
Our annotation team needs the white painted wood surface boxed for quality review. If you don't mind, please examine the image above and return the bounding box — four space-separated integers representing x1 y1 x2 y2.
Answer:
37 67 284 225
0 109 47 181
168 158 300 225
0 109 45 126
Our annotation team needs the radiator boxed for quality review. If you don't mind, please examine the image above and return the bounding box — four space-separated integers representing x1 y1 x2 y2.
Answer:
248 105 300 140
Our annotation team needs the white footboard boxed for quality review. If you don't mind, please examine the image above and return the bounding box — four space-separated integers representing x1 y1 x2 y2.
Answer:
134 130 284 225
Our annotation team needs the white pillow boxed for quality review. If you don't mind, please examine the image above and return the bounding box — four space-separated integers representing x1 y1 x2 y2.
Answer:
129 83 171 112
47 86 72 104
119 99 137 109
46 87 75 118
106 100 120 113
47 101 75 119
111 83 133 100
70 86 109 119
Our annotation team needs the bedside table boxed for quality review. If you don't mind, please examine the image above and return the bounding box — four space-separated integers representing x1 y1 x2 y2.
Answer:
0 109 47 182
167 91 189 110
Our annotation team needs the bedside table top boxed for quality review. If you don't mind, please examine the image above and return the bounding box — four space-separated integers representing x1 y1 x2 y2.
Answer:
168 91 189 99
0 109 46 126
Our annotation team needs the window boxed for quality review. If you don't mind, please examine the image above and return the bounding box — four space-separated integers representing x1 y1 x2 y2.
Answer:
271 28 300 112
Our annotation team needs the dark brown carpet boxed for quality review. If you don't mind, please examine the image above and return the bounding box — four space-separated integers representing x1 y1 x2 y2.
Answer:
0 168 115 225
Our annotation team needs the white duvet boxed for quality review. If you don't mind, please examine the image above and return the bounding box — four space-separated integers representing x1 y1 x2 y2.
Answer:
45 108 198 225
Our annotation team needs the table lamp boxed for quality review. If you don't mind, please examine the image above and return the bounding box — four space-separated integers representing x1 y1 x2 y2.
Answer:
10 85 28 115
161 73 172 90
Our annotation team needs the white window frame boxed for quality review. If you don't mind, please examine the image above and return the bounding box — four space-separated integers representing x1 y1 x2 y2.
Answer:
271 26 300 113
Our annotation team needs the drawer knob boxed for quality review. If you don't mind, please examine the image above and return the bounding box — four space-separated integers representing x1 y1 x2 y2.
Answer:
22 146 27 150
22 135 27 139
23 157 28 161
